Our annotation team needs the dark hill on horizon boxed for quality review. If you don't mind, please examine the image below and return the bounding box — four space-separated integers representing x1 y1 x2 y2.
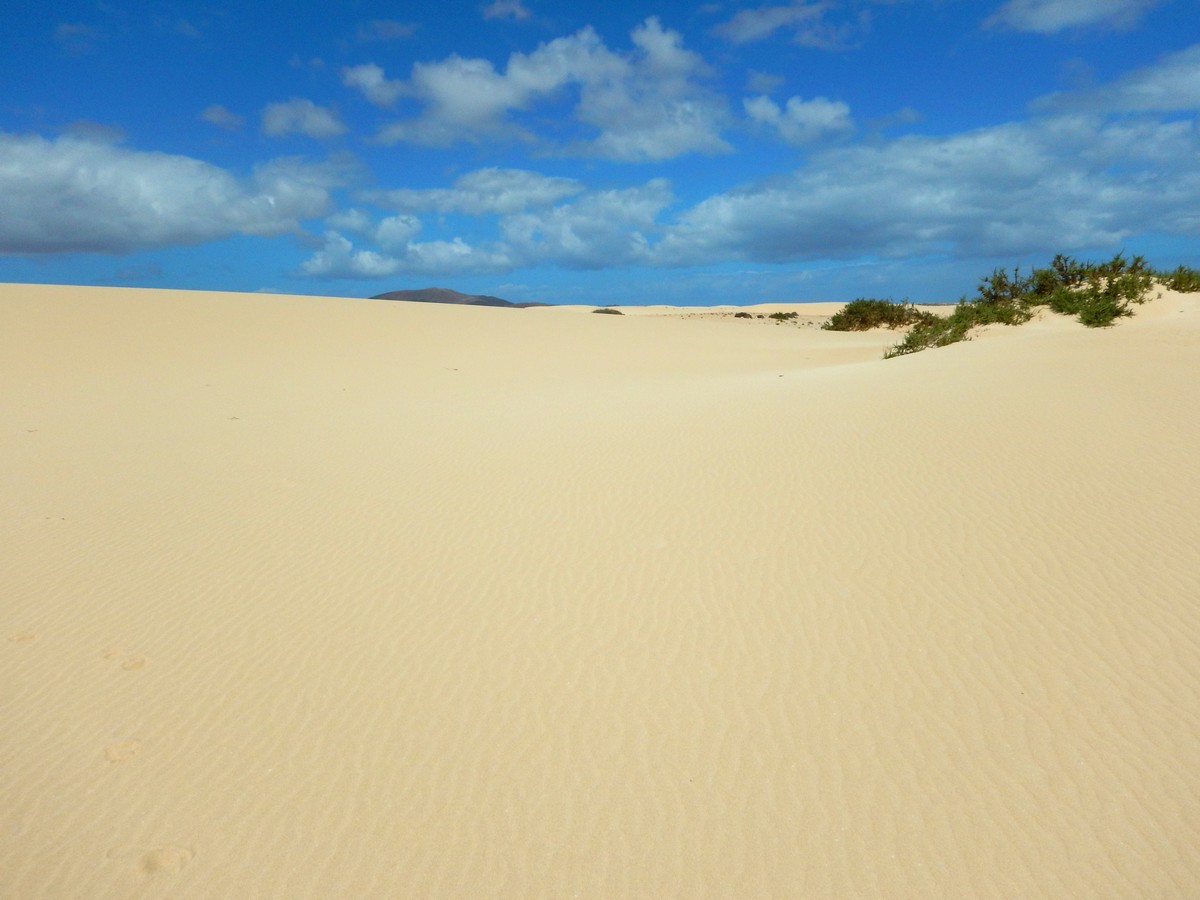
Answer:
370 287 550 308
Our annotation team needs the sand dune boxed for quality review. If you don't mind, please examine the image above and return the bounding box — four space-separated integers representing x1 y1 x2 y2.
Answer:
2 282 1198 898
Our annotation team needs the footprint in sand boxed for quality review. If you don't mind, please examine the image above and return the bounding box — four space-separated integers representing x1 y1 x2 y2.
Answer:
107 844 194 876
141 846 193 875
103 649 150 670
104 740 142 763
7 632 37 643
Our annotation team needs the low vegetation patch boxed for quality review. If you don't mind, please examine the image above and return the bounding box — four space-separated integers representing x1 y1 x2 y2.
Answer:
769 311 799 321
818 253 1200 359
823 298 937 332
592 307 624 315
1162 265 1200 292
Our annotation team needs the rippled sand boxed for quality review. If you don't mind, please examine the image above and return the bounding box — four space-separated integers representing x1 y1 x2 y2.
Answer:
3 283 1198 897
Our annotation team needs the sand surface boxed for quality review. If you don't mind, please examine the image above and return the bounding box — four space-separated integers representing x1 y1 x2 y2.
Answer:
2 283 1198 898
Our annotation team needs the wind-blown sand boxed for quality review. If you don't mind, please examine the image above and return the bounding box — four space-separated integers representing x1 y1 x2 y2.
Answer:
2 282 1198 898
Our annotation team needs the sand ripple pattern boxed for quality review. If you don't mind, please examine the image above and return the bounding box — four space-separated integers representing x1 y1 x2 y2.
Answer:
2 284 1199 897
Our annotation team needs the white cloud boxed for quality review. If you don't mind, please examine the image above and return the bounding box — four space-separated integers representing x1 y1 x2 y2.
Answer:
243 156 354 232
376 54 539 145
1037 43 1200 112
325 207 375 234
712 2 864 48
654 113 1200 265
301 232 401 277
372 27 628 146
483 0 531 21
342 63 406 107
0 133 342 254
300 230 511 278
199 104 244 130
372 19 729 160
262 98 347 138
375 214 423 250
303 177 673 276
744 94 853 143
500 180 674 268
300 99 1200 278
573 17 731 161
371 167 583 214
985 0 1162 32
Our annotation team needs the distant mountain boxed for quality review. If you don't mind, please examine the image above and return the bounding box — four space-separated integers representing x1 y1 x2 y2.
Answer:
370 287 548 308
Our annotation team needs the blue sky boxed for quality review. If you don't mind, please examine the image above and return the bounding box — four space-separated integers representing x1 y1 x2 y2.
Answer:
2 0 1199 304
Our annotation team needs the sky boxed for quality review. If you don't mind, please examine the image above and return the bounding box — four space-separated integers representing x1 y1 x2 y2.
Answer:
2 0 1199 305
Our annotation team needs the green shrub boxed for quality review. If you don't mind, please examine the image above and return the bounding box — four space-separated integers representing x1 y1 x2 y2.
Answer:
823 298 937 331
884 251 1168 358
769 311 799 321
977 267 1034 306
885 301 987 357
1048 253 1150 327
969 296 1034 326
1160 265 1200 292
734 311 753 318
1051 253 1090 287
592 307 623 315
1029 266 1061 298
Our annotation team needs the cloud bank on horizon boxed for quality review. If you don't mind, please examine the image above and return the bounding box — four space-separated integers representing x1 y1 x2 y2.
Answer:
1 0 1198 304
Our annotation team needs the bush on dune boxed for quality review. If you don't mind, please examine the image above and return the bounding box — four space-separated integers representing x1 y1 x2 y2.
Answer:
1162 265 1200 292
866 252 1197 359
823 298 937 332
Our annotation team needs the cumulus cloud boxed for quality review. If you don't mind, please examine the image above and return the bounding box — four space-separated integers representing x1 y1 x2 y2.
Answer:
306 33 1200 281
375 53 544 145
299 98 1200 278
375 214 423 250
483 0 531 21
370 167 583 214
372 19 729 160
0 133 344 254
300 230 511 278
262 98 347 138
303 176 673 277
501 180 674 268
1036 43 1200 112
200 104 244 130
744 94 853 143
654 113 1200 265
373 27 627 146
342 63 406 106
985 0 1162 33
573 17 731 160
300 232 401 277
325 207 376 234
